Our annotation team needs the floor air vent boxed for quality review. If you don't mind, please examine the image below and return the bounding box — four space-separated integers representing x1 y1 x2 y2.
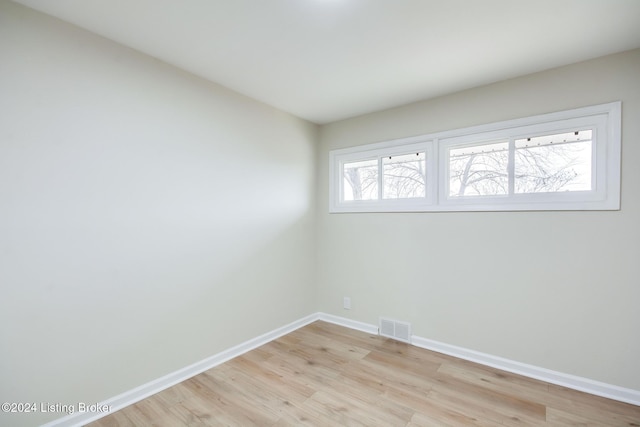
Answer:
379 317 411 343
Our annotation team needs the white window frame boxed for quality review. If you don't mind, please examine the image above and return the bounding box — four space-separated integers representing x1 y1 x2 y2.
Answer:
329 102 621 213
333 139 434 212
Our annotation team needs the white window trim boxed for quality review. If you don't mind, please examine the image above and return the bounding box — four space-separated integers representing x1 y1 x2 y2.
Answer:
329 102 621 213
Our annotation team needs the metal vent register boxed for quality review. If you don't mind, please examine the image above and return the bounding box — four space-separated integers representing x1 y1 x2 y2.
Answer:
379 317 411 343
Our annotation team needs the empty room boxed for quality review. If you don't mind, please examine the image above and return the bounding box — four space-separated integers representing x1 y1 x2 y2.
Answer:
1 0 639 426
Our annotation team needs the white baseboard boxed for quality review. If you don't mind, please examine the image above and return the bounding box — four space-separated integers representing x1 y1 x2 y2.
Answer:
411 335 640 407
43 311 639 426
318 312 379 335
42 313 321 427
323 313 640 406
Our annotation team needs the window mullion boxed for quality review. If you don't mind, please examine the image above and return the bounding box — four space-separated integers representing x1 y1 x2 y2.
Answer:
429 139 438 205
378 156 383 200
508 138 515 195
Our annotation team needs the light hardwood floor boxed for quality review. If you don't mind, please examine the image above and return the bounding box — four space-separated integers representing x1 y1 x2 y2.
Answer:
89 321 640 426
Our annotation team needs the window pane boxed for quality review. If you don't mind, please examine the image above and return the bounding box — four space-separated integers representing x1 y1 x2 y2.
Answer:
515 130 592 193
343 159 378 201
449 142 508 197
383 152 426 199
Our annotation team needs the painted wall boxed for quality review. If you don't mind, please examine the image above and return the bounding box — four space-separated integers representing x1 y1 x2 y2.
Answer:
0 1 317 425
2 1 639 425
317 49 640 391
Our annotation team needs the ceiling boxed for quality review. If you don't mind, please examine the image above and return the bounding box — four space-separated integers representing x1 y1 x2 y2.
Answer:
12 0 640 124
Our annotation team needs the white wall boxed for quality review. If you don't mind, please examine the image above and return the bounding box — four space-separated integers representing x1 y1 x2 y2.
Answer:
317 49 640 391
2 1 639 425
0 1 317 425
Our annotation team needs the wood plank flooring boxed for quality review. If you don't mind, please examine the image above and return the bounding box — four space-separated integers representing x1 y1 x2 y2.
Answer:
89 321 640 426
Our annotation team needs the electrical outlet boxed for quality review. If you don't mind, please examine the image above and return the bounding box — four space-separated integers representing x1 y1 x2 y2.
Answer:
343 297 351 310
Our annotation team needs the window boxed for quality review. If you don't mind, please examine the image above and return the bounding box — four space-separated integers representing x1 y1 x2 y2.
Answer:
343 158 378 201
329 102 621 212
448 141 509 197
383 152 426 199
341 151 428 202
331 141 434 211
513 130 592 194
